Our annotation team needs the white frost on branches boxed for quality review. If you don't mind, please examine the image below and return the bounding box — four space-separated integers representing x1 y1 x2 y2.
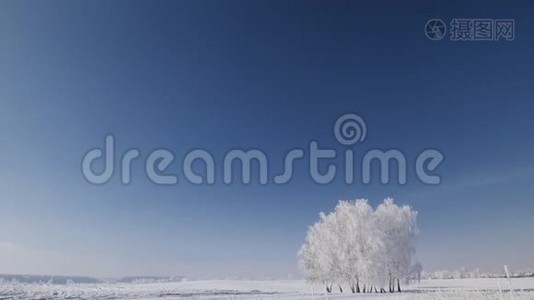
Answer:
298 198 418 293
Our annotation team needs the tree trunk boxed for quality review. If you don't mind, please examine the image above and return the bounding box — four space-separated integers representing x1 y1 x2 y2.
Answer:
356 280 360 293
397 279 401 293
338 284 343 293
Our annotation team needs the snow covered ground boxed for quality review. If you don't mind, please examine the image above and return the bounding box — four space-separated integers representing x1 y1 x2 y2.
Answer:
1 278 533 299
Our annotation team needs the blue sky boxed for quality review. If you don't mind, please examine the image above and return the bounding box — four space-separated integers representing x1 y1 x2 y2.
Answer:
1 0 534 278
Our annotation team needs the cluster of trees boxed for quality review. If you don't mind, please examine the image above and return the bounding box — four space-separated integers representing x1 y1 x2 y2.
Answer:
298 198 418 294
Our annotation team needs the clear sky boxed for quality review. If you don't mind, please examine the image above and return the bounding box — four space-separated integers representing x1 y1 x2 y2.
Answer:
1 0 534 279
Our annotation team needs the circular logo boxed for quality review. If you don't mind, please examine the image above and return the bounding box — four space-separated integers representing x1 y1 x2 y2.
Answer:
334 114 367 146
425 19 446 41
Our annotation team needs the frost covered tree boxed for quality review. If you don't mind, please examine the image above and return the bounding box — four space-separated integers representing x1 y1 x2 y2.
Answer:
410 262 423 283
298 212 340 292
298 198 418 294
334 200 384 292
374 198 418 292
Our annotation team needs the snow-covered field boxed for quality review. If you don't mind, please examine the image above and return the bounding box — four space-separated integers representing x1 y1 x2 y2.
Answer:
1 278 533 299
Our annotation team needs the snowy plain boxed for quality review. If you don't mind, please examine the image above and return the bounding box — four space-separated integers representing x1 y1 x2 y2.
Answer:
1 278 534 300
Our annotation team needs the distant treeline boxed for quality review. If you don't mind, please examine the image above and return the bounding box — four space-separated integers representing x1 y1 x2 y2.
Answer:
0 274 101 284
425 268 534 280
116 276 184 283
0 274 184 284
